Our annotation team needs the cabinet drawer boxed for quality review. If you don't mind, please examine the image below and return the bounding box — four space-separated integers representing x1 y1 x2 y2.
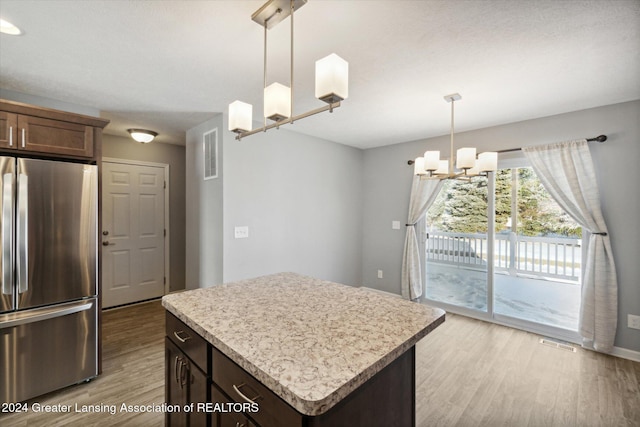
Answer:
166 312 209 373
212 348 301 427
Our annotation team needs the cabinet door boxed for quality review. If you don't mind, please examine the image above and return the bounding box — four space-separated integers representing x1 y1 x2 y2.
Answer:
17 115 93 158
0 112 17 149
189 362 209 427
166 338 188 427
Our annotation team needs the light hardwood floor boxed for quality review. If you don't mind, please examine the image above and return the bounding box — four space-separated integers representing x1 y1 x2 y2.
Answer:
416 313 640 427
1 301 638 426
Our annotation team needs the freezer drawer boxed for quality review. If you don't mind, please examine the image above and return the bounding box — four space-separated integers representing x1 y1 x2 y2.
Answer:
0 298 98 403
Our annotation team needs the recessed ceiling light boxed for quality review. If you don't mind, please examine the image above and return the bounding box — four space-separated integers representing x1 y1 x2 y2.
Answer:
0 18 22 35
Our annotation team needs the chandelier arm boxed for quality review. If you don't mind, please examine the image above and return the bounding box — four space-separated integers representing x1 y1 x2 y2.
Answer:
235 102 341 140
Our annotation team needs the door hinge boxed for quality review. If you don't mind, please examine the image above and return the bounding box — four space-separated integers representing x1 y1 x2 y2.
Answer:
164 229 166 237
164 180 167 189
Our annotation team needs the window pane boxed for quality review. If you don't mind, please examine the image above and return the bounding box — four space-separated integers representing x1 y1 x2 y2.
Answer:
425 176 488 312
493 167 581 330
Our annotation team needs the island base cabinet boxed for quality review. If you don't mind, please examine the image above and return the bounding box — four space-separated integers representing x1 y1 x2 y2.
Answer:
210 346 416 427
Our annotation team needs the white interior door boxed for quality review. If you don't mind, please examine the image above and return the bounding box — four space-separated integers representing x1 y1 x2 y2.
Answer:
102 161 166 308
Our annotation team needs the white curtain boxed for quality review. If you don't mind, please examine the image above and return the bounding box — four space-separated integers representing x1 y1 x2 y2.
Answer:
401 177 443 300
523 139 618 353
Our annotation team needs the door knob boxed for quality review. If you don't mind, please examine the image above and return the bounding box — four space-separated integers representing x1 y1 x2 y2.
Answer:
102 230 109 236
102 241 114 246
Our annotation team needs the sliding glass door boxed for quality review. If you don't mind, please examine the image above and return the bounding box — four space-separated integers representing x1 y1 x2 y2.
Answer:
493 166 582 331
424 176 490 314
424 157 582 340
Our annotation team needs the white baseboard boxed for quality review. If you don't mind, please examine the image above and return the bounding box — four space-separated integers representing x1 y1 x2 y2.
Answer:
611 346 640 362
358 286 402 298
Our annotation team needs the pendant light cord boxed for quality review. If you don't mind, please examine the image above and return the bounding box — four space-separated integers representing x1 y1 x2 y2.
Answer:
290 0 295 123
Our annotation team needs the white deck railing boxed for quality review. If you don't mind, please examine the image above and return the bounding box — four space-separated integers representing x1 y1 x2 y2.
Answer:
426 231 581 282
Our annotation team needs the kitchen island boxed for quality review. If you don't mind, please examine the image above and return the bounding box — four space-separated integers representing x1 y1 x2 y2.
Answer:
162 272 445 426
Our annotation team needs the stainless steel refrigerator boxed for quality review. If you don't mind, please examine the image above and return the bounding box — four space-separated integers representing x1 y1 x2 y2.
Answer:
0 157 98 403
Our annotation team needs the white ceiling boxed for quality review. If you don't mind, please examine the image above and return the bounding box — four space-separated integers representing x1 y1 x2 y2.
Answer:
0 0 638 149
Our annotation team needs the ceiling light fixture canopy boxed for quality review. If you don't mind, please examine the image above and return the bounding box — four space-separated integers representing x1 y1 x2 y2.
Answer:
228 0 348 140
127 128 158 144
414 94 497 180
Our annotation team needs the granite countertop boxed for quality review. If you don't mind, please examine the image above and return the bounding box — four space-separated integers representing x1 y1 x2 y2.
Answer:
162 272 445 416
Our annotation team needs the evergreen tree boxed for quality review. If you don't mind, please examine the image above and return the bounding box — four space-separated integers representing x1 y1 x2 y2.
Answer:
426 167 581 238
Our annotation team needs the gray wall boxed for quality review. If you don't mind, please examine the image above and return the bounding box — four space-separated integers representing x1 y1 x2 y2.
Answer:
362 100 640 353
103 134 186 292
185 115 224 289
221 123 363 286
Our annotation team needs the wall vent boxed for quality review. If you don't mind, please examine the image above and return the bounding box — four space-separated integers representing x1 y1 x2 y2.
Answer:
203 128 218 180
539 337 577 352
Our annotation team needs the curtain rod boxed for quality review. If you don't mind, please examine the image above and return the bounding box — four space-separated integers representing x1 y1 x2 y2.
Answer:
407 134 607 165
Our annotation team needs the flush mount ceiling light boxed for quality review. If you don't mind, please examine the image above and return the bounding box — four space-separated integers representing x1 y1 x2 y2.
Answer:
127 128 158 144
0 18 22 35
412 94 497 180
228 0 349 140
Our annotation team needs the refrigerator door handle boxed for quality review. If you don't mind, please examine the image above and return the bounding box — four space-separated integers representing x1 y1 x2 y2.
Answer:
1 173 14 295
17 173 28 294
0 300 94 329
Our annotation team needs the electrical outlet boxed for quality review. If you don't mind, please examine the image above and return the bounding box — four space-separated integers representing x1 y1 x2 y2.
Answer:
377 270 383 279
234 226 249 239
628 314 640 330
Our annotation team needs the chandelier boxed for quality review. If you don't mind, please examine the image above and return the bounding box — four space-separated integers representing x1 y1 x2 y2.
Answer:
413 93 497 179
228 0 348 140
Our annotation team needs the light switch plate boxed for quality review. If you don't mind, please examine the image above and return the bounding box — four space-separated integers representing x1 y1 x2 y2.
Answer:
234 226 249 239
392 221 401 230
629 314 640 330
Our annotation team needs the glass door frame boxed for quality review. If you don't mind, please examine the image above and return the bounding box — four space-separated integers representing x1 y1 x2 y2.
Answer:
421 155 582 345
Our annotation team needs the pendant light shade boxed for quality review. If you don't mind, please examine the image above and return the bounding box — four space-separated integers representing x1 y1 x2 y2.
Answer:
229 101 253 133
264 82 291 122
315 53 349 104
228 100 253 133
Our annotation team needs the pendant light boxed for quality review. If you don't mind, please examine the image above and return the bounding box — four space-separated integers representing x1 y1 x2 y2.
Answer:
228 0 348 140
